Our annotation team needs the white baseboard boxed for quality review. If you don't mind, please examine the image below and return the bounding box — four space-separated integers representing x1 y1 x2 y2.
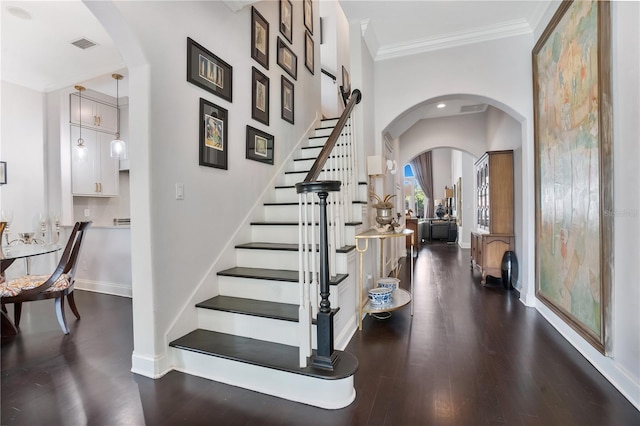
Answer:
131 350 171 379
75 279 132 298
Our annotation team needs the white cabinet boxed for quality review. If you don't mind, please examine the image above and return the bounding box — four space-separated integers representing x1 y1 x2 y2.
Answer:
70 93 118 134
70 126 119 197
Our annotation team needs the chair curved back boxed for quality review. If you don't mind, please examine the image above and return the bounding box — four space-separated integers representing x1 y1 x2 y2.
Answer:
18 221 91 298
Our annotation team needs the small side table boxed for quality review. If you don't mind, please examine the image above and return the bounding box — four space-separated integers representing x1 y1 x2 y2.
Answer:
354 228 414 330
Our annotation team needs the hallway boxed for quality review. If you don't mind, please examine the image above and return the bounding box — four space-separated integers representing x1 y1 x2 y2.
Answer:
2 244 638 425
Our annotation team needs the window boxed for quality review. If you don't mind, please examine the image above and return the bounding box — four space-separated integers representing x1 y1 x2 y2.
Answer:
403 164 425 217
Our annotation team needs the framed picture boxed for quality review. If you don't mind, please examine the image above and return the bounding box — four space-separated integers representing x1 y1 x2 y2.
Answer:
251 7 269 70
0 161 6 185
252 66 270 126
199 98 228 170
304 31 314 74
246 125 274 165
533 0 613 354
187 37 232 102
281 75 294 124
277 37 297 81
340 65 350 105
304 0 313 34
279 0 293 44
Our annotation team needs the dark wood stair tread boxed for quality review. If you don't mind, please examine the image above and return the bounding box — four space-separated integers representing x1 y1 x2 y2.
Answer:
169 329 358 380
217 266 349 285
196 295 298 322
235 242 355 254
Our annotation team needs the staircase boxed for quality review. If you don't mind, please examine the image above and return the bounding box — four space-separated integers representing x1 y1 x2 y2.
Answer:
169 116 366 409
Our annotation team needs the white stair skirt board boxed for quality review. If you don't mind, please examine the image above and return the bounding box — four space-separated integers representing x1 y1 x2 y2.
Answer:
170 348 356 410
197 308 302 347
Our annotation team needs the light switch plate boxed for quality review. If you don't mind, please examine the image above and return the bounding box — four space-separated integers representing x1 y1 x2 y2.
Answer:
175 183 184 200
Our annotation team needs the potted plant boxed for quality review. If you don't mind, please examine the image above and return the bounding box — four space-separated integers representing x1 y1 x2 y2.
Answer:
370 192 396 227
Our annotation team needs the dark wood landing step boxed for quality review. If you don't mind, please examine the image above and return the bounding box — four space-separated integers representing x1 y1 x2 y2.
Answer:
235 242 356 254
197 295 298 322
217 266 349 286
169 329 358 380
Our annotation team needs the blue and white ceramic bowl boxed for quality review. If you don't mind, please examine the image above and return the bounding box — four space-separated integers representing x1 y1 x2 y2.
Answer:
368 287 393 305
377 277 400 291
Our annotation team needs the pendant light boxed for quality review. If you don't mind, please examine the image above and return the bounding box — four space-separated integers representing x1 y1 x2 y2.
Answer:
110 73 127 159
74 85 87 160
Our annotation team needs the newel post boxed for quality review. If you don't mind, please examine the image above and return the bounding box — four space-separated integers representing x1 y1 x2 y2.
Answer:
296 180 341 370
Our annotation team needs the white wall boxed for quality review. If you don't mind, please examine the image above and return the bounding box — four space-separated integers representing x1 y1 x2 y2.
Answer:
370 1 640 409
94 0 323 375
0 82 48 233
451 150 475 248
430 148 452 206
398 113 487 166
319 0 350 118
531 0 640 409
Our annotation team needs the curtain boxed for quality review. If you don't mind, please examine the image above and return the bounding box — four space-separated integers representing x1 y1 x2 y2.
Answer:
411 151 434 218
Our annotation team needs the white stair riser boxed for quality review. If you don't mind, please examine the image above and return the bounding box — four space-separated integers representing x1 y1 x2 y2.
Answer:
301 146 323 157
197 308 300 346
314 123 350 138
236 249 349 273
218 275 298 304
274 184 368 204
251 224 356 245
283 172 308 186
307 136 328 147
313 127 333 137
170 348 356 409
264 203 363 222
292 158 316 171
320 118 339 127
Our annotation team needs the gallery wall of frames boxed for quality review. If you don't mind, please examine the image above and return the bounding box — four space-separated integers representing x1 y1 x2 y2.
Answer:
187 0 316 170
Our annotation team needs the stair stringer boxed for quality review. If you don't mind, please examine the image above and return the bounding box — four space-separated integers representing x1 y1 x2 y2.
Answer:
163 114 322 365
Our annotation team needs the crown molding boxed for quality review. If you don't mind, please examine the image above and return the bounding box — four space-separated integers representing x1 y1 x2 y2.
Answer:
375 19 532 61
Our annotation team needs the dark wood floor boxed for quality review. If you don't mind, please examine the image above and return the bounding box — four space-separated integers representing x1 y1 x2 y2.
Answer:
2 244 638 425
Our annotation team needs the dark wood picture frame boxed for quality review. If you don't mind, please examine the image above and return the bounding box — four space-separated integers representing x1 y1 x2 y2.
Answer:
304 0 313 34
246 125 274 165
187 37 232 103
199 98 228 170
252 66 270 126
277 37 297 81
251 7 269 70
533 0 613 354
304 31 314 74
281 75 294 124
279 0 293 44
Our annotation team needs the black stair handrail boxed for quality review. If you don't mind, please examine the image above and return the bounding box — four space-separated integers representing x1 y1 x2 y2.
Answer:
303 89 362 183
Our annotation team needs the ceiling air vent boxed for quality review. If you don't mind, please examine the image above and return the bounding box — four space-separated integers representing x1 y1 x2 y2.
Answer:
71 38 97 50
459 104 487 114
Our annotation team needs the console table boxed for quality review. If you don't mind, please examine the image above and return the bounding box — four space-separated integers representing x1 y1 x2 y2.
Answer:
354 228 414 330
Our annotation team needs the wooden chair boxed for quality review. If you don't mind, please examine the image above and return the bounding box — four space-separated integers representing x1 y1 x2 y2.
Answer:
1 221 91 334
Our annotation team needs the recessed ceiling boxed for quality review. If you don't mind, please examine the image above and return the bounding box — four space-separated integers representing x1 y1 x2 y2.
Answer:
1 0 125 94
